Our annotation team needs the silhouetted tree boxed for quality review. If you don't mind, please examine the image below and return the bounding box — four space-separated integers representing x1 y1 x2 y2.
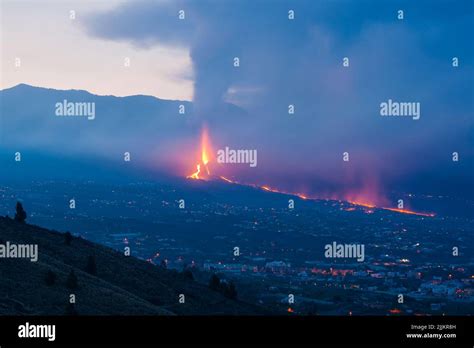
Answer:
208 275 238 299
66 270 78 289
64 232 73 246
182 269 194 280
45 270 57 286
225 281 237 300
65 302 78 315
14 202 27 223
209 274 221 291
85 255 97 275
160 260 167 269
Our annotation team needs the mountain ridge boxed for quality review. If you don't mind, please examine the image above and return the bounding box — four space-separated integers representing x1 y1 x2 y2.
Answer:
1 83 189 103
0 216 267 315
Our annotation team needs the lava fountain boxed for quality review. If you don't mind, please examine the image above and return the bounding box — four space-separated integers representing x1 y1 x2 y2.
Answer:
187 127 212 180
185 128 435 217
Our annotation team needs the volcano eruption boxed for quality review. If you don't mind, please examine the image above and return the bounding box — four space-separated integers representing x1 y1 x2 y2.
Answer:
186 126 213 180
185 128 435 217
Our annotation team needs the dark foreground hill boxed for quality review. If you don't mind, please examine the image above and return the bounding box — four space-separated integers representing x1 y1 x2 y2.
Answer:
0 217 266 315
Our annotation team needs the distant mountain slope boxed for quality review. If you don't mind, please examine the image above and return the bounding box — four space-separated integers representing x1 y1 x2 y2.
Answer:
0 216 265 315
0 83 246 153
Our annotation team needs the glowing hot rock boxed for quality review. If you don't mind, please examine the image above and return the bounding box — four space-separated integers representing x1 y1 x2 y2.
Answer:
185 127 435 217
187 127 212 180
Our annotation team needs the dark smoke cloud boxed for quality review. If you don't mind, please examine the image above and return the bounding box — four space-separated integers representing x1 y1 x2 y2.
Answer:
83 0 474 200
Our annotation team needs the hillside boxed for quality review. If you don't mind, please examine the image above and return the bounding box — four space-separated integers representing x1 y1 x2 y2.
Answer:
0 216 266 315
0 83 247 159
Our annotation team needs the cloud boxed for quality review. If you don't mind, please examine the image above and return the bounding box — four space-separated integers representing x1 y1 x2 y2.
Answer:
81 0 474 199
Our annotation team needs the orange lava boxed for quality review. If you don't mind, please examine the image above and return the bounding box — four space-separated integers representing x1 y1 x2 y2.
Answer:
220 176 236 183
382 207 435 217
261 185 277 192
349 201 435 217
185 129 435 217
254 186 434 217
187 164 201 180
187 127 212 180
349 200 375 208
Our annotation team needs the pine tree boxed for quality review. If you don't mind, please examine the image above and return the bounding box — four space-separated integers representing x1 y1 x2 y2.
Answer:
209 274 220 291
85 255 97 275
65 302 78 315
64 232 73 246
45 270 57 286
66 270 78 289
226 281 238 300
182 269 194 280
14 202 27 223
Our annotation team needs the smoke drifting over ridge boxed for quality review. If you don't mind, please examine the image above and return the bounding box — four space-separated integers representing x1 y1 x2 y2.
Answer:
81 0 473 202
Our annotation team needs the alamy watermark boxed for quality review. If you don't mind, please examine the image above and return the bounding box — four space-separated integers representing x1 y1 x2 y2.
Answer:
55 99 95 120
217 147 257 167
18 322 55 341
324 241 365 262
380 99 420 120
0 241 38 262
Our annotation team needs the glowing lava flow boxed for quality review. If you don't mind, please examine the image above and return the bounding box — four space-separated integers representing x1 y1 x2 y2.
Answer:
382 207 435 217
261 185 308 200
187 130 434 217
226 179 434 217
219 176 235 183
348 201 375 209
187 164 201 179
346 201 434 217
187 127 212 180
218 177 434 217
220 178 309 201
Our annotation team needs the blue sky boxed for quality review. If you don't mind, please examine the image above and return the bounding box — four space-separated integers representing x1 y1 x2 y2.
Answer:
1 0 193 100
